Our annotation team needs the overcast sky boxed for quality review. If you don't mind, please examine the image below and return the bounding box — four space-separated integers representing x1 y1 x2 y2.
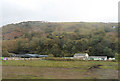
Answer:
0 0 119 26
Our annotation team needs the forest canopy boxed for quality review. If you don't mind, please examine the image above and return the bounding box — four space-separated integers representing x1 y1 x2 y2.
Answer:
2 21 118 57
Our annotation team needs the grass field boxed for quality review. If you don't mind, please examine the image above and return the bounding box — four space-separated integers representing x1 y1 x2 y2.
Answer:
2 60 118 79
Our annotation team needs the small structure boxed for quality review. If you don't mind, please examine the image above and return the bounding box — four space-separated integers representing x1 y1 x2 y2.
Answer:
74 53 89 60
11 54 48 58
112 26 116 29
108 58 115 61
62 57 74 59
88 56 107 61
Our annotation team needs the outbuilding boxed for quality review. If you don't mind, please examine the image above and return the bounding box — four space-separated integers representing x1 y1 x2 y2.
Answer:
88 56 107 60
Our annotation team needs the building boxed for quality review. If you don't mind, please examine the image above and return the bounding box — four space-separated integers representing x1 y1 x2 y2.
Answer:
74 53 89 60
62 57 74 59
88 56 107 61
112 26 116 29
11 54 48 58
108 58 115 61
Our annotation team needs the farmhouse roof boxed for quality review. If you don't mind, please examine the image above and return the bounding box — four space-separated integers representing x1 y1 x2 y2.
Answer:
74 53 88 56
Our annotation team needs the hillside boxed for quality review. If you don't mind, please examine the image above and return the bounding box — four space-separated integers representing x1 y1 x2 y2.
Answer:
2 21 118 40
2 21 118 57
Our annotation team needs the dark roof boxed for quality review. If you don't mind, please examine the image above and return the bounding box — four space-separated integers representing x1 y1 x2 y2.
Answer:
12 54 48 57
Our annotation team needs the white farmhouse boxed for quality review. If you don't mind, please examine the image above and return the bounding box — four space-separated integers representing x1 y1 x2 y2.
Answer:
74 53 89 60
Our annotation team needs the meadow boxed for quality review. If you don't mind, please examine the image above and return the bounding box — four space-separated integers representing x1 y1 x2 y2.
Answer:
2 60 118 79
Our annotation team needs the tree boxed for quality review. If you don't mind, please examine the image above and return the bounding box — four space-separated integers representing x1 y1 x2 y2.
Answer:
115 53 119 61
103 47 114 57
2 48 10 57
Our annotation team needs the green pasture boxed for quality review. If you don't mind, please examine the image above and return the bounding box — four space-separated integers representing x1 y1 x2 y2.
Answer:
2 60 118 70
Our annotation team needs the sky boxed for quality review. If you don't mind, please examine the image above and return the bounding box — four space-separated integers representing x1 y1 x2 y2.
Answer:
0 0 119 26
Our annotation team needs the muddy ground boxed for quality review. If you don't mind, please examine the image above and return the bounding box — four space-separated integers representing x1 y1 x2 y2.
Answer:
2 65 118 79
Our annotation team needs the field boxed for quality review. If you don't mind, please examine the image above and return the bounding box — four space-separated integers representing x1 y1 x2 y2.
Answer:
2 60 118 79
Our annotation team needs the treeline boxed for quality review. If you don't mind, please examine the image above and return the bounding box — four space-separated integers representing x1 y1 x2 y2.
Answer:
2 21 118 57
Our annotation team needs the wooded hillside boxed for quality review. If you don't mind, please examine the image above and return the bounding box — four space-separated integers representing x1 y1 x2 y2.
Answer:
2 21 118 57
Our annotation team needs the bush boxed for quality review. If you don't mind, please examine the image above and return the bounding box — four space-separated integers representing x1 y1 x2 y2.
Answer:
2 48 10 57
